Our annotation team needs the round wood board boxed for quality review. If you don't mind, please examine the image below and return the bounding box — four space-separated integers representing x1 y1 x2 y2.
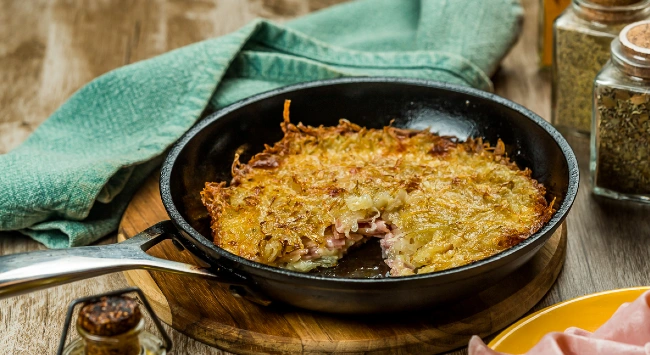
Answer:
118 173 567 355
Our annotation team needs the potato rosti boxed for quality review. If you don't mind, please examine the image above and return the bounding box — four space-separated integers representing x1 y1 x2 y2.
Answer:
201 101 554 276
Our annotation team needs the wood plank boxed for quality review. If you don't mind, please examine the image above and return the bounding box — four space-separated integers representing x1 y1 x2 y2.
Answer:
0 1 345 353
2 0 649 354
116 174 566 354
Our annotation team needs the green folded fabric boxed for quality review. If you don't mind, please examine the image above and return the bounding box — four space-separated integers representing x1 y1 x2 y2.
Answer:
0 0 522 248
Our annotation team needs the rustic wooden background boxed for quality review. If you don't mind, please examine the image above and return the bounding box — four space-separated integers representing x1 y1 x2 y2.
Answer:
1 0 649 354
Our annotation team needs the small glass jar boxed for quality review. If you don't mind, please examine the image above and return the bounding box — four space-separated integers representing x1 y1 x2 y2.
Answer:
552 0 650 136
62 296 167 355
539 0 572 68
591 20 650 203
64 318 166 355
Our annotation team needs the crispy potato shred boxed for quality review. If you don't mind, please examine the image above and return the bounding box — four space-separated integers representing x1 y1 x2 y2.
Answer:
201 100 555 276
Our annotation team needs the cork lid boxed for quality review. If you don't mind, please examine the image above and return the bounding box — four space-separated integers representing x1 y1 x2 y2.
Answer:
621 20 650 58
589 0 643 5
77 296 142 336
578 0 650 23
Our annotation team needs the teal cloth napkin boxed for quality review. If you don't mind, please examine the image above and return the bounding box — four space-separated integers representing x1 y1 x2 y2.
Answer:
0 0 522 248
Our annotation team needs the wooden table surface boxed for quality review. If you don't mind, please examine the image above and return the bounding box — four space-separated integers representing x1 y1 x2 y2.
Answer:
1 0 649 354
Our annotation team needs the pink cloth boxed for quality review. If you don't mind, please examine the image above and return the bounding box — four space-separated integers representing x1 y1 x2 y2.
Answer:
469 291 650 355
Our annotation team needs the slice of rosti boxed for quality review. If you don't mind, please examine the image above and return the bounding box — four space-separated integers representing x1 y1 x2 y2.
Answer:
200 100 555 276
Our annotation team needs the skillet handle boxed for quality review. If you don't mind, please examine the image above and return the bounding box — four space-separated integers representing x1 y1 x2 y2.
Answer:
0 220 216 299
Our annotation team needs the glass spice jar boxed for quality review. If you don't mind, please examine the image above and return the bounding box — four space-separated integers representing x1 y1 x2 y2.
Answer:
539 0 572 68
62 295 168 355
591 20 650 202
552 0 650 136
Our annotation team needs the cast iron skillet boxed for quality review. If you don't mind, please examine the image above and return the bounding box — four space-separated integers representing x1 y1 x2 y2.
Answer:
0 78 579 314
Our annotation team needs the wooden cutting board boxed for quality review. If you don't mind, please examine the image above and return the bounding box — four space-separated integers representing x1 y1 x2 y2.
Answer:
118 173 567 355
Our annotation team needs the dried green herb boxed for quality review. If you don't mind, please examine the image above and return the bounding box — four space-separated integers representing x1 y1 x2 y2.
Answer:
553 25 621 134
594 86 650 194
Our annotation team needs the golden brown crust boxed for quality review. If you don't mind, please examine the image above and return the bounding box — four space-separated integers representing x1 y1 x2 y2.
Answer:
201 100 554 275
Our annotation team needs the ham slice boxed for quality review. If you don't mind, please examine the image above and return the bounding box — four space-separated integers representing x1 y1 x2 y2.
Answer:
468 291 650 355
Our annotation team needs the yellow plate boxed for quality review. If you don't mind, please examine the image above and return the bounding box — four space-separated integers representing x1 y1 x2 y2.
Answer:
488 287 650 353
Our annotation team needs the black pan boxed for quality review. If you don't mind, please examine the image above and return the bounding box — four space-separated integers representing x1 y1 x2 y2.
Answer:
0 78 579 314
